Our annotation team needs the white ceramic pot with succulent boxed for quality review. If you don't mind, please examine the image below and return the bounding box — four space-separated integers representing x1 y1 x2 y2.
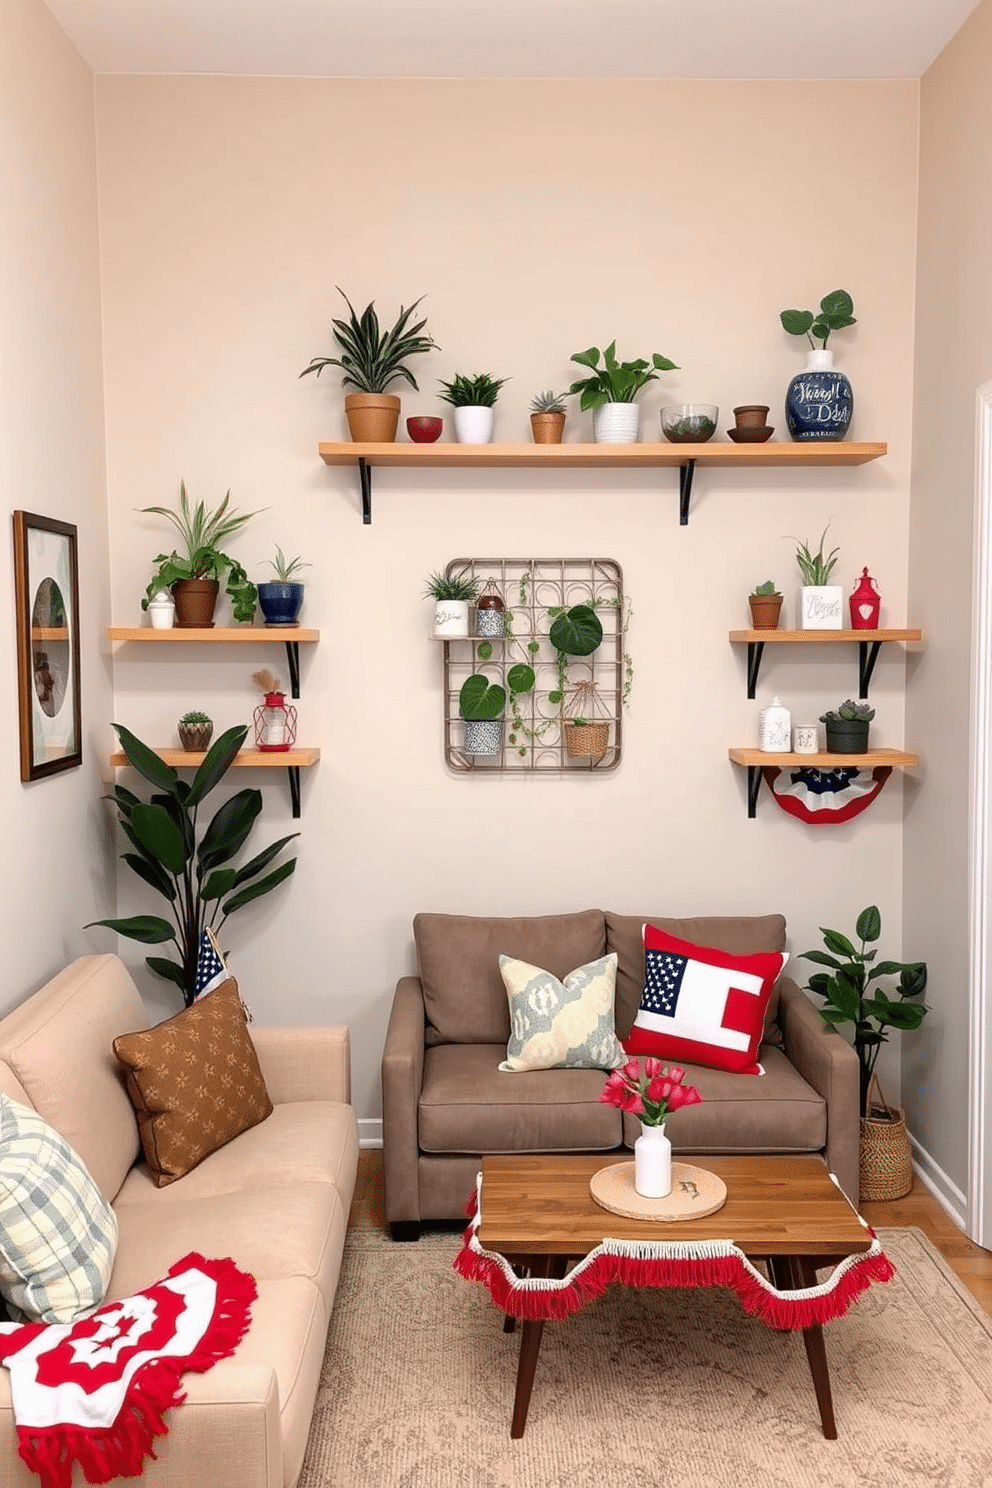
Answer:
791 523 843 629
439 372 508 445
568 340 679 445
424 569 480 638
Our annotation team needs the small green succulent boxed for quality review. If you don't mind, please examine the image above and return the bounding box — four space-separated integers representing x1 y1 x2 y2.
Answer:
530 390 568 414
423 570 481 602
179 710 211 725
820 699 875 723
751 580 779 596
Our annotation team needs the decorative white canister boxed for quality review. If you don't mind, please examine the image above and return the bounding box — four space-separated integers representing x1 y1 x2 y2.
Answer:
147 591 175 630
432 600 472 638
800 585 843 629
759 696 792 753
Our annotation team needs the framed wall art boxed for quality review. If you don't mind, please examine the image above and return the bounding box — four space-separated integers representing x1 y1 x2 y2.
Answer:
12 511 82 781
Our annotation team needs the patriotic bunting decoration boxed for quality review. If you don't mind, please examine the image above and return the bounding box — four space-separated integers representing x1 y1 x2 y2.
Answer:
763 765 892 825
0 1253 255 1488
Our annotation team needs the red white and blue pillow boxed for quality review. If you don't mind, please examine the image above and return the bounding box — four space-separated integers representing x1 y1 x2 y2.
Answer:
622 923 788 1075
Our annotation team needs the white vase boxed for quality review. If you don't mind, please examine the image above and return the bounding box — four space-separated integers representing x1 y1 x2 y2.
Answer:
453 406 494 444
634 1120 672 1198
800 585 843 629
147 596 175 630
593 402 641 444
759 695 792 753
432 599 471 638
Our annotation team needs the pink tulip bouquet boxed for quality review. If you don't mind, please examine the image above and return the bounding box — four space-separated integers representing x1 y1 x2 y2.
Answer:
599 1058 702 1126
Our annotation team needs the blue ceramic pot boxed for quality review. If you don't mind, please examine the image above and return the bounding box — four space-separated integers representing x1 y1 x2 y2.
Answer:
785 350 853 441
257 582 304 627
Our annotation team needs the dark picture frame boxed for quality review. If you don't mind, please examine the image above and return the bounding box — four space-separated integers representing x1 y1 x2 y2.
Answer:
12 511 82 782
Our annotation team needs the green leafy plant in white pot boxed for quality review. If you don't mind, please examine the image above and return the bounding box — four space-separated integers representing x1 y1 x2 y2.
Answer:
789 523 842 629
424 570 481 638
459 665 534 756
438 372 509 445
568 340 679 444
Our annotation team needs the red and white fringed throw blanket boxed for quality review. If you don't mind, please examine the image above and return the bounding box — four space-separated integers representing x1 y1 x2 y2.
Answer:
454 1176 894 1330
0 1252 256 1488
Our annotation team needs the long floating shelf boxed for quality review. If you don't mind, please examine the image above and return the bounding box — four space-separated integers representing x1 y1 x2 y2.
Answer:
106 627 320 698
729 627 922 700
109 747 320 818
728 747 919 819
317 441 888 525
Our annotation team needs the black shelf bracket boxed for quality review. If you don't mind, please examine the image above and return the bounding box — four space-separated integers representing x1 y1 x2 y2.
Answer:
283 641 301 698
359 458 373 525
747 766 763 819
287 766 301 818
678 459 697 526
859 639 882 699
746 641 766 700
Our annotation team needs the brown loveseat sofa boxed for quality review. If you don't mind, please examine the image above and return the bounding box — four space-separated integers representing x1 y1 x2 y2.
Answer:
0 954 358 1488
381 910 860 1238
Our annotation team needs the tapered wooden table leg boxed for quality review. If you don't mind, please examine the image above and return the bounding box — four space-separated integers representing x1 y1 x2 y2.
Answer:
795 1256 837 1439
510 1317 545 1438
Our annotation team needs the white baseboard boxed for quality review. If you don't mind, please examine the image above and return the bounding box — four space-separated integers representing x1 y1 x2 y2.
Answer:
909 1132 968 1232
358 1119 383 1149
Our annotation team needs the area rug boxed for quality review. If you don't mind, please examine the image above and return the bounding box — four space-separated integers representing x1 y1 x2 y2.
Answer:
297 1226 992 1488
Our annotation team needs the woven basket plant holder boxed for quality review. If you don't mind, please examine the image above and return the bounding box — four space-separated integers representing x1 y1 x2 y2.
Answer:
859 1071 913 1201
563 681 611 761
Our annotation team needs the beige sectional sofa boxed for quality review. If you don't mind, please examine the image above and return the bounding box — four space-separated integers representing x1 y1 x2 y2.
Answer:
382 910 861 1237
0 953 358 1488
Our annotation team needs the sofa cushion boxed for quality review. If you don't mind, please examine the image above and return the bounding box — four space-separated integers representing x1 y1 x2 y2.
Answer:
620 1046 826 1154
419 1043 622 1154
0 1095 118 1323
623 923 788 1074
498 953 625 1073
606 912 788 1041
0 954 144 1201
416 910 606 1045
113 979 273 1188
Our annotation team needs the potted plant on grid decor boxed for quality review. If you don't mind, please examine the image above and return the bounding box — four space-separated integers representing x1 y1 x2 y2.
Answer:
800 905 928 1200
299 288 437 443
568 340 679 444
789 523 842 629
423 570 481 638
438 372 509 445
458 665 534 756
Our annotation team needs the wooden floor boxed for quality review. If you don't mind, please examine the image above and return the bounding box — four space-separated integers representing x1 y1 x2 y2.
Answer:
348 1149 992 1316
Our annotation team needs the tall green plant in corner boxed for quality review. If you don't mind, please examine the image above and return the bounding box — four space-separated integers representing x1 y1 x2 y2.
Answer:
87 725 298 1006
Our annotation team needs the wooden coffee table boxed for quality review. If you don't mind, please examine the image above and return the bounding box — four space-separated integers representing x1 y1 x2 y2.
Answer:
471 1153 879 1439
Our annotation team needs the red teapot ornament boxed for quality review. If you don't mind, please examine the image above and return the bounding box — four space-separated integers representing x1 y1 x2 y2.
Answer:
849 568 881 630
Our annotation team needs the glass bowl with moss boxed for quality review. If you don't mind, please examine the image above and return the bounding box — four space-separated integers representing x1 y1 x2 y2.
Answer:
660 403 718 443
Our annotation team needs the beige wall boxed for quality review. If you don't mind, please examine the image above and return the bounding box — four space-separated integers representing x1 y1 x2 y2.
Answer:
0 0 114 1005
91 76 920 1127
909 0 992 1200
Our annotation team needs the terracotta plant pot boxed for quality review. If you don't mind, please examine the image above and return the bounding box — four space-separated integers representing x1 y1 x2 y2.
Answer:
733 404 771 430
344 392 400 443
172 579 219 628
530 412 565 444
748 593 783 629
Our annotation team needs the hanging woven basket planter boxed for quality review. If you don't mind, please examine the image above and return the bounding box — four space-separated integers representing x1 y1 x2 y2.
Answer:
562 681 611 762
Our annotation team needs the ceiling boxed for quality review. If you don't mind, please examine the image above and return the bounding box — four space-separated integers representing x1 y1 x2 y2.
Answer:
41 0 982 79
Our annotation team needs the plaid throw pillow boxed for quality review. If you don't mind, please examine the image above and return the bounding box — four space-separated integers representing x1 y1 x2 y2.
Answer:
113 978 272 1187
0 1095 118 1323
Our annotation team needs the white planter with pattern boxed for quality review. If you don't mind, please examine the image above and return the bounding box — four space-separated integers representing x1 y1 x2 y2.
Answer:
432 600 471 638
593 402 641 444
463 719 503 755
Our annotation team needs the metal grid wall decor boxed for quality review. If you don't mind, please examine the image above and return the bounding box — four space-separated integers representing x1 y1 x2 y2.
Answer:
441 557 628 773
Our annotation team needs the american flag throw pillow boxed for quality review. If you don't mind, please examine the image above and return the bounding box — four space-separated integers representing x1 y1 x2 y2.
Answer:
622 923 788 1075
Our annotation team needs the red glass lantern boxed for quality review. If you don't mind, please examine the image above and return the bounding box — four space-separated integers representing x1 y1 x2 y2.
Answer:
253 691 297 752
849 568 881 630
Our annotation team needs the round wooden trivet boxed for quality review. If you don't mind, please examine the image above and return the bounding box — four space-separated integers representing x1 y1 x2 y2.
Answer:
589 1161 727 1221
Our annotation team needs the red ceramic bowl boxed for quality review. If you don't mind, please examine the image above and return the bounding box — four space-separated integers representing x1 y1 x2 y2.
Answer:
406 416 443 443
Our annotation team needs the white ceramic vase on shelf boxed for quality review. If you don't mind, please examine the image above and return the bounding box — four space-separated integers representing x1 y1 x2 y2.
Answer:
593 402 640 444
634 1121 672 1198
453 406 494 444
432 600 471 638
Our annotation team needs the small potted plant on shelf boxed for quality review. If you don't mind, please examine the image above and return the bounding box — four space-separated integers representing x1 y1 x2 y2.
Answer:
458 666 534 756
529 390 568 444
800 904 927 1200
177 710 214 752
424 569 481 638
568 339 679 444
299 287 438 443
438 372 509 445
748 580 783 630
140 481 260 628
789 522 842 629
819 698 874 753
258 546 310 627
780 289 856 441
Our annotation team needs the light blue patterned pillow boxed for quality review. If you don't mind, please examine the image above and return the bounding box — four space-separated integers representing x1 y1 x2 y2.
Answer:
498 953 625 1073
0 1095 118 1322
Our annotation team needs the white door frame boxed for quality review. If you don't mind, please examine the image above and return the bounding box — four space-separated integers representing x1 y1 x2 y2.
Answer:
968 382 992 1246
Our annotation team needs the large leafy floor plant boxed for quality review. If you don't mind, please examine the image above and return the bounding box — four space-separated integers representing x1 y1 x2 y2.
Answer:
88 724 298 1005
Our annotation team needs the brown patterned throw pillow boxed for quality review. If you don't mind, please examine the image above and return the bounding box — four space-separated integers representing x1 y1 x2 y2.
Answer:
113 979 272 1187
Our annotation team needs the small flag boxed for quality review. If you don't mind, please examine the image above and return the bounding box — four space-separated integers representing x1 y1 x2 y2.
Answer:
194 928 229 1001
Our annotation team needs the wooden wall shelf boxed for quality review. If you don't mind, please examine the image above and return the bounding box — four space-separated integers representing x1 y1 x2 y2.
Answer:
107 626 319 698
109 747 320 818
317 440 887 525
728 747 919 818
729 627 923 699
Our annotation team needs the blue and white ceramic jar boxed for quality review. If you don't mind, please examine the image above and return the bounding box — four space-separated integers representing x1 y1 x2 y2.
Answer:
785 350 853 441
